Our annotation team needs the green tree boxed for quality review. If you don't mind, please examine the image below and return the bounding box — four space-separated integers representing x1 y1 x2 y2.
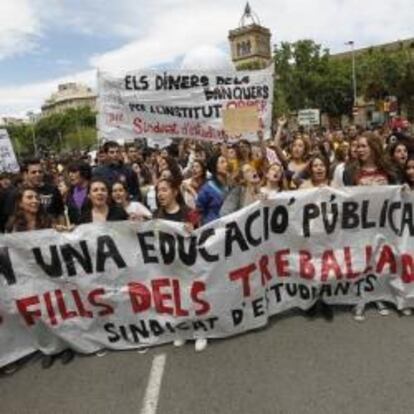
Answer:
273 40 354 118
6 124 35 158
19 106 98 154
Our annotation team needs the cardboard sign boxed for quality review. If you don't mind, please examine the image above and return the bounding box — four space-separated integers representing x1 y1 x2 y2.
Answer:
222 106 260 135
298 109 320 126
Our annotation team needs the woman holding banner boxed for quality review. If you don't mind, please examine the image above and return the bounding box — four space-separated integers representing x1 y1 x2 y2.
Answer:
155 178 199 228
112 181 152 221
5 186 53 232
79 178 128 224
154 178 207 351
5 185 75 370
299 154 330 189
344 132 397 321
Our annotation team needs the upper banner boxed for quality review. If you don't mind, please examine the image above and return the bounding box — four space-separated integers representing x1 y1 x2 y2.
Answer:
1 186 414 368
97 67 274 143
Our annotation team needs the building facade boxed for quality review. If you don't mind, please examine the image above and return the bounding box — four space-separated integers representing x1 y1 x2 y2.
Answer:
228 3 272 69
41 83 96 116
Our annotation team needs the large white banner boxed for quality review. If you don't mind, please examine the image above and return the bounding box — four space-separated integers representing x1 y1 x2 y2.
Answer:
97 67 274 143
1 186 414 367
0 129 19 173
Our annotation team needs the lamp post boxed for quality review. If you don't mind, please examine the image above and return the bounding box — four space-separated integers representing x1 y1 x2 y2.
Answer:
345 41 357 106
26 111 38 155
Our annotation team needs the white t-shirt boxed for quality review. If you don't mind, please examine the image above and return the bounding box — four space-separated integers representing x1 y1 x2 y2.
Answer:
331 163 345 188
125 201 152 219
260 187 280 199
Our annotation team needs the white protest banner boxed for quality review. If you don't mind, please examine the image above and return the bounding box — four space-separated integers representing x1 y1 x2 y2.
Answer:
0 129 19 173
1 186 414 367
97 67 274 143
298 109 320 126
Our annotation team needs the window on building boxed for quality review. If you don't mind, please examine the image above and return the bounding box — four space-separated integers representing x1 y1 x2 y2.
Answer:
246 40 251 55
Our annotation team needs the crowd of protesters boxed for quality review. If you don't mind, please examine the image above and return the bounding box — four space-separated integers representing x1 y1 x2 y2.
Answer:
1 118 413 373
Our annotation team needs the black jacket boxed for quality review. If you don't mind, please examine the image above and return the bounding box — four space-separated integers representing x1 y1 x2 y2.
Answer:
78 205 128 224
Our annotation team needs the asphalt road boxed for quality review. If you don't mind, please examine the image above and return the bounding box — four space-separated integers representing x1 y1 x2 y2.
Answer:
2 308 414 414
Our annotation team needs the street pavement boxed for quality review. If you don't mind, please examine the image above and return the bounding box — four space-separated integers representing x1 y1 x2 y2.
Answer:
1 308 414 414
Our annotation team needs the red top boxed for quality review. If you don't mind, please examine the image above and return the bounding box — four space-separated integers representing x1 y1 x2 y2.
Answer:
355 169 389 186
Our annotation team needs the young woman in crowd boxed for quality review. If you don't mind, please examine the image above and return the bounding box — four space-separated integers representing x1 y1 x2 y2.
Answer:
299 154 330 189
154 177 206 351
6 186 52 233
343 132 397 321
387 141 408 183
286 136 311 183
398 155 414 316
156 155 183 187
111 181 152 221
273 117 310 187
79 178 128 224
260 162 287 198
5 186 75 369
220 163 262 216
226 143 242 181
155 178 198 225
131 161 152 199
145 155 183 212
181 160 207 210
404 154 414 189
238 139 253 165
196 154 230 225
344 132 397 187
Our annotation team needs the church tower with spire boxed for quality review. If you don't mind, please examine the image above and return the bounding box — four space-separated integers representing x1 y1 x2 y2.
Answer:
228 3 272 69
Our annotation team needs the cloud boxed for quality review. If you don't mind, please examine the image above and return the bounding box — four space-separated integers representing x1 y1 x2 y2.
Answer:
89 2 237 72
1 0 414 116
0 70 96 117
180 45 234 71
0 0 42 59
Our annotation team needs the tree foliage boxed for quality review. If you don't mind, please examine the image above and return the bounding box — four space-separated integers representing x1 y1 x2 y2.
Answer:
357 46 414 118
273 39 414 121
7 106 97 156
273 40 354 118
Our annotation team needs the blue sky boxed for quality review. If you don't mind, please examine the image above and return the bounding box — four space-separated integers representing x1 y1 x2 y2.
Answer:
0 0 413 116
0 28 124 87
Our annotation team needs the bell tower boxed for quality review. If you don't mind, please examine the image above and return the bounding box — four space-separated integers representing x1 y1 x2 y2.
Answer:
228 3 272 70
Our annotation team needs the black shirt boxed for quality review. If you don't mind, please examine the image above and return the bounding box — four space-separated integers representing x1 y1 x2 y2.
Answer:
79 205 128 224
155 206 189 223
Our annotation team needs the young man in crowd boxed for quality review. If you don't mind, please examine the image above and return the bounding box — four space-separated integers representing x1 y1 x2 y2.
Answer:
93 141 142 201
125 143 142 165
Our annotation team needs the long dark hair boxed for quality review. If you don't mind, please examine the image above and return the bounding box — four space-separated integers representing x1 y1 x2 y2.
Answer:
155 178 187 219
307 154 330 184
85 177 113 210
6 186 52 232
352 132 397 184
404 153 414 187
191 160 207 186
157 155 183 187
